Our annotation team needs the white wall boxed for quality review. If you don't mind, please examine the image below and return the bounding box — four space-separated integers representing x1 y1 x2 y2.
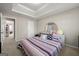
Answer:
27 20 37 37
37 7 79 47
2 12 37 42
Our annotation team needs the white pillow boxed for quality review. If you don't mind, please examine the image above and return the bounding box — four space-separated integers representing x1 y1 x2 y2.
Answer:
41 34 47 40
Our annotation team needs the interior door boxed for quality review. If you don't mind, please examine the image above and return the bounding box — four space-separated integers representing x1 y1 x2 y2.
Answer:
0 13 5 53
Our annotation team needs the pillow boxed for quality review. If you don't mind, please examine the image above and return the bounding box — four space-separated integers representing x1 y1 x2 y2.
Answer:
47 34 52 40
41 34 47 40
52 34 59 40
52 33 62 41
53 34 65 43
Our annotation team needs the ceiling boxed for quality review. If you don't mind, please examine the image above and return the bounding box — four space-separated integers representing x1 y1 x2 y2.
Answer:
20 3 46 11
0 3 79 19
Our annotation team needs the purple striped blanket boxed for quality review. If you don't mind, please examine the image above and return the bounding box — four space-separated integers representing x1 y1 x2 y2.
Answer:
20 37 62 56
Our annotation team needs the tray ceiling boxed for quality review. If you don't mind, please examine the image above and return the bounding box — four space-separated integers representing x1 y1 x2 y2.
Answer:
20 3 46 11
0 3 79 19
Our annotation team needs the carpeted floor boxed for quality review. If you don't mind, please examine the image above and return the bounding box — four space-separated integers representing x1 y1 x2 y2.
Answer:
0 37 79 56
60 46 79 56
1 37 23 56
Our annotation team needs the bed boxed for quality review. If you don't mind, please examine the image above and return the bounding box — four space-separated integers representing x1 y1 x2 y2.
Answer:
18 33 64 56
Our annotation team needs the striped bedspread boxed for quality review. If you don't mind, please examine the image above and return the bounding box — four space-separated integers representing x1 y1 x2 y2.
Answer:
20 37 62 56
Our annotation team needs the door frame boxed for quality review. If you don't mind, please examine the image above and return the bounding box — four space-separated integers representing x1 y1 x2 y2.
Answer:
0 13 2 53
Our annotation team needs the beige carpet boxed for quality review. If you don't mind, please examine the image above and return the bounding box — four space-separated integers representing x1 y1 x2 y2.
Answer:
1 37 23 56
60 46 79 56
1 37 79 56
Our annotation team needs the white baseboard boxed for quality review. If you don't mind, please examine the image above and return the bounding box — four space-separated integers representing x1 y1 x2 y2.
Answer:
65 44 78 49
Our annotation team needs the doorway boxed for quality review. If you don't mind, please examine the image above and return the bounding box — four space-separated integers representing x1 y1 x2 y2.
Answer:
1 18 16 55
5 18 15 39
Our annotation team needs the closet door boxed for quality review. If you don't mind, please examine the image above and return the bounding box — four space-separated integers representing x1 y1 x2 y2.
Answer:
0 13 5 53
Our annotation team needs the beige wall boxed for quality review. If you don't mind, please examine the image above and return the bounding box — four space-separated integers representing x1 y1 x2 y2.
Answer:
2 12 37 42
37 7 79 47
